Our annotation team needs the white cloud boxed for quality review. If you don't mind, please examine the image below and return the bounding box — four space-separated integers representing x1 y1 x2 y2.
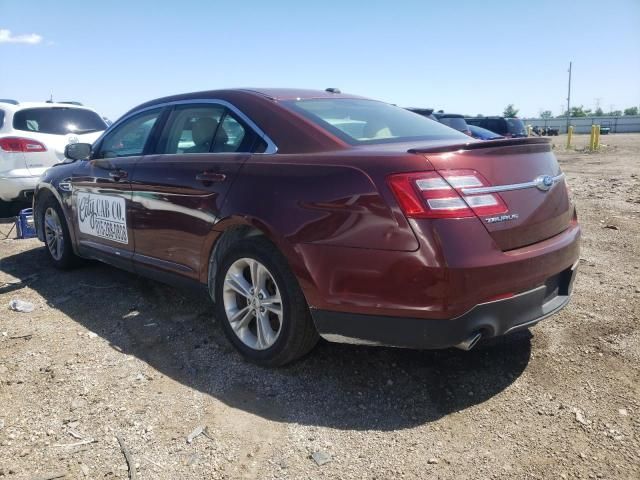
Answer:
0 29 43 45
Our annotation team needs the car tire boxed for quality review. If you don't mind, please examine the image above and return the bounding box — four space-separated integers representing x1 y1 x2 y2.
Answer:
40 198 78 269
214 237 319 366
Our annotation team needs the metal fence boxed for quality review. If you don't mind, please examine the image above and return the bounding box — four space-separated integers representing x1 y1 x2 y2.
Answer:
522 115 640 134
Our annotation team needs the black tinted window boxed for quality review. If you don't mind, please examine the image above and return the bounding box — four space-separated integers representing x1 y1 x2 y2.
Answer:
485 119 507 134
506 118 526 134
438 117 469 132
13 107 106 135
98 109 162 158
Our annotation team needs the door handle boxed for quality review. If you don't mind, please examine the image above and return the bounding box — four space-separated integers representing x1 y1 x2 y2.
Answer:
109 169 128 180
196 172 226 183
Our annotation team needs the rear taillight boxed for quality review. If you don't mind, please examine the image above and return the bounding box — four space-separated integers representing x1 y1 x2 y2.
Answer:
387 169 508 219
0 137 47 152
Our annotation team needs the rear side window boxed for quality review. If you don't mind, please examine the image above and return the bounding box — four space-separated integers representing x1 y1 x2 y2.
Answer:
0 110 4 129
13 107 106 135
156 103 259 155
159 105 226 154
284 99 467 145
98 109 163 158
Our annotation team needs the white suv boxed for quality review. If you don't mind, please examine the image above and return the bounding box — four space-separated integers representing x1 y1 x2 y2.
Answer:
0 100 107 204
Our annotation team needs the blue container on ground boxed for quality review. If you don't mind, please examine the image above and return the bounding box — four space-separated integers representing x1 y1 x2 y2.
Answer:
16 208 36 239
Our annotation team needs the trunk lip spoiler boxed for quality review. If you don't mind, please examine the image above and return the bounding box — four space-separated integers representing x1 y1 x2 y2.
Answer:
407 137 551 154
461 172 565 196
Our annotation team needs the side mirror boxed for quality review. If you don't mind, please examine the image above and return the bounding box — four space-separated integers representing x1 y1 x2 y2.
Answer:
64 143 92 161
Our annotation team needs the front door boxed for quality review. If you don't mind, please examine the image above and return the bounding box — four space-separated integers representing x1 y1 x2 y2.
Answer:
129 103 259 280
70 108 165 270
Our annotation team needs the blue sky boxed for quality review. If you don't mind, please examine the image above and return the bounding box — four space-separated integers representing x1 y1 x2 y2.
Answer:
1 0 639 121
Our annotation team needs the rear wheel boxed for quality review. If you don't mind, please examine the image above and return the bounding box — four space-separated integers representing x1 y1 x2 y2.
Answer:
214 237 318 366
40 198 78 269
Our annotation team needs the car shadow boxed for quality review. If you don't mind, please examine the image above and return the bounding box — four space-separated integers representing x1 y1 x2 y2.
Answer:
1 246 532 431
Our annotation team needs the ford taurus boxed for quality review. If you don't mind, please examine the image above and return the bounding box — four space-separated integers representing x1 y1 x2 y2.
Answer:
33 88 580 366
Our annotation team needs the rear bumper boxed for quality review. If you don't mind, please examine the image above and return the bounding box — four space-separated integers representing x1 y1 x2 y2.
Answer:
0 176 38 202
312 263 577 349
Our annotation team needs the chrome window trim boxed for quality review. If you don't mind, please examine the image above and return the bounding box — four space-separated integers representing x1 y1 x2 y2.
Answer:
461 173 565 195
95 98 278 154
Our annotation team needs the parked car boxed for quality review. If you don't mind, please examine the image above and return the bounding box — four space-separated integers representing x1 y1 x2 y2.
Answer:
433 112 472 136
407 107 438 122
409 108 472 136
465 116 528 138
532 126 559 136
0 100 107 205
33 88 580 366
468 124 504 140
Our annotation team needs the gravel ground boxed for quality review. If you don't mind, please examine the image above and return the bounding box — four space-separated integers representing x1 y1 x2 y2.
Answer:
0 133 638 479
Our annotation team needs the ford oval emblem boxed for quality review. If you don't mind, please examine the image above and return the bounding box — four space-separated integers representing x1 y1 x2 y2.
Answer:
535 175 554 192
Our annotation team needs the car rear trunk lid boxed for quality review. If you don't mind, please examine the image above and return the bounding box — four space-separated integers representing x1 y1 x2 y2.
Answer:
411 138 572 251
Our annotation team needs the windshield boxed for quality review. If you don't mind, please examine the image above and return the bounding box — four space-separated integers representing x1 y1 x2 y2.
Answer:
284 99 468 145
506 118 526 134
13 107 107 135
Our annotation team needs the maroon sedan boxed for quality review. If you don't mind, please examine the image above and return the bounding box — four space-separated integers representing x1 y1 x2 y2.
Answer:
33 88 580 366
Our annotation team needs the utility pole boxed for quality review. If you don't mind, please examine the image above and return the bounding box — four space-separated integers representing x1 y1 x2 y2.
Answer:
566 61 572 133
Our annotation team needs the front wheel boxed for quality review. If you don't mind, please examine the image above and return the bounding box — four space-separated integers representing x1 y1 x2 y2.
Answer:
40 198 78 269
214 237 318 366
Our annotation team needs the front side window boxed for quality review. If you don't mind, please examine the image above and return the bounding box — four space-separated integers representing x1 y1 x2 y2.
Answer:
98 109 162 158
157 103 256 155
13 107 107 135
284 99 468 145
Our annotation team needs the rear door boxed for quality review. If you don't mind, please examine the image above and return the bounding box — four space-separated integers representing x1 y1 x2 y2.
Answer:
69 108 165 269
129 102 260 280
424 139 572 250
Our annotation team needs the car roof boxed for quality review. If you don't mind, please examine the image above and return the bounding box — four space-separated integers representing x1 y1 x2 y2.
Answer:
466 116 521 120
237 88 365 101
131 88 369 112
435 113 465 118
0 101 94 111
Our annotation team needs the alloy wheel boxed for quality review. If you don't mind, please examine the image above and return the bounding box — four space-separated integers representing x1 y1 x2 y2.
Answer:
222 257 283 350
44 207 64 261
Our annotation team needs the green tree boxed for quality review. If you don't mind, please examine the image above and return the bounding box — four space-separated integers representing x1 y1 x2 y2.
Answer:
503 104 519 118
540 110 553 119
593 107 604 116
606 110 622 116
624 106 639 116
565 105 589 117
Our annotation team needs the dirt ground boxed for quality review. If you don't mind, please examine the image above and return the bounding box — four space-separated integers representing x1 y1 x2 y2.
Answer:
0 134 638 480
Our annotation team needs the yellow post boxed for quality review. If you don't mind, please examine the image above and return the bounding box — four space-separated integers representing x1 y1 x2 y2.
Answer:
527 125 532 136
595 125 601 150
589 125 596 152
566 125 573 149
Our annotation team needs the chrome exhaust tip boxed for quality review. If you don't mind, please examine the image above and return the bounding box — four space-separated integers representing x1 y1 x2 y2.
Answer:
455 332 482 351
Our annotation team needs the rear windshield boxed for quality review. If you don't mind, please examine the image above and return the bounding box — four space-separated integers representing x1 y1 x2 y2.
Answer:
13 107 107 135
284 99 468 145
438 116 469 132
506 118 526 134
